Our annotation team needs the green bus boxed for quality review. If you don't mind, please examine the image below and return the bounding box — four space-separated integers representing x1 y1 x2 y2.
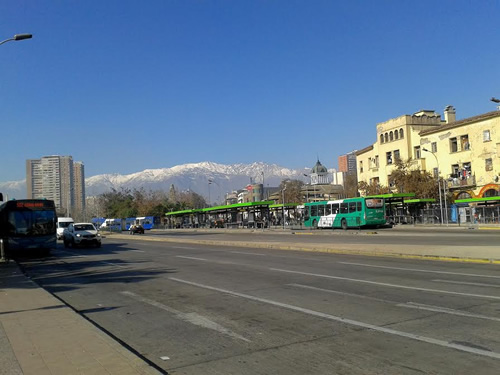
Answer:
303 197 386 229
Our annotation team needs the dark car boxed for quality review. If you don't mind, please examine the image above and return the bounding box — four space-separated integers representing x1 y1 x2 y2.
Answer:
129 224 144 234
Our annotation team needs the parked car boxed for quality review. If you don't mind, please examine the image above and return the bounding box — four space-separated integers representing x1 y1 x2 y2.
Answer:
63 223 102 248
129 224 144 234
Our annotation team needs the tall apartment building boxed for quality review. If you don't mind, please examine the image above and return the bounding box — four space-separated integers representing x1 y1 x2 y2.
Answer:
26 155 85 215
73 161 86 213
338 152 357 175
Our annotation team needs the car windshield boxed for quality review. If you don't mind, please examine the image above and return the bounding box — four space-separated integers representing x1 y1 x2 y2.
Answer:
74 224 95 231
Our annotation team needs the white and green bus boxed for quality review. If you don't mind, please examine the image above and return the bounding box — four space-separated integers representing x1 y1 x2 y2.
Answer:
303 197 386 229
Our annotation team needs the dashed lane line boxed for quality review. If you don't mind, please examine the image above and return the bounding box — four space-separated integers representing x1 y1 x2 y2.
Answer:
169 277 500 360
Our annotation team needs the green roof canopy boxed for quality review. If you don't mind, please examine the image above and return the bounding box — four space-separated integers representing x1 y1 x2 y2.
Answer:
455 196 500 204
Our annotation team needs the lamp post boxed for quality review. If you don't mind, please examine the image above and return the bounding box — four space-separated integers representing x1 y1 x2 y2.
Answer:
261 171 265 200
422 148 443 225
304 173 316 202
0 33 32 46
282 184 287 230
208 179 212 207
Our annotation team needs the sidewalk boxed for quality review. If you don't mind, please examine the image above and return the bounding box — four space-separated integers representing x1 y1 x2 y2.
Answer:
0 261 164 375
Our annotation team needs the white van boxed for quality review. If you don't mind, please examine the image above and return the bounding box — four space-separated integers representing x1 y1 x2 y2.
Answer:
57 217 74 240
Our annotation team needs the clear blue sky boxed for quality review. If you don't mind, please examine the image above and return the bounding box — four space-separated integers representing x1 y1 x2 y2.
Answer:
1 0 499 182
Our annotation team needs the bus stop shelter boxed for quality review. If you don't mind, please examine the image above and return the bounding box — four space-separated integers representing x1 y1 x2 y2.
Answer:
454 196 500 224
365 193 416 224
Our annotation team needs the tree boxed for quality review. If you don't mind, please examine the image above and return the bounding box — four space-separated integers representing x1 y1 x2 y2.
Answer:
358 181 390 196
278 179 304 203
388 158 439 199
343 173 359 198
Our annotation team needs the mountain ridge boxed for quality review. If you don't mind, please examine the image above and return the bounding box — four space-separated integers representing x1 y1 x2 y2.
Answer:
1 161 325 203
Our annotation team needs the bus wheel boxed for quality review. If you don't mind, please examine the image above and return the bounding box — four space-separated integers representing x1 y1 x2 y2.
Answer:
341 219 348 230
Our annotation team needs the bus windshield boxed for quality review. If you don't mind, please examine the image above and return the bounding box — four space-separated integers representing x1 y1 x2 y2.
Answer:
365 199 384 209
7 210 56 236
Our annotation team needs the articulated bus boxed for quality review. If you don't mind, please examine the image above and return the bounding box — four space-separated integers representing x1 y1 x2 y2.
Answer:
0 199 57 257
303 197 386 229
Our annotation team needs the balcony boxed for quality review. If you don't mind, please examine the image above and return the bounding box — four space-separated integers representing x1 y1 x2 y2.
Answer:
447 175 476 189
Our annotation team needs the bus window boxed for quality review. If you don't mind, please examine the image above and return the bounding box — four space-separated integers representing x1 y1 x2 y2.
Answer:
366 199 384 209
304 206 310 221
332 204 340 214
340 203 348 214
357 202 362 211
325 204 331 215
318 205 325 216
348 202 357 213
311 205 318 217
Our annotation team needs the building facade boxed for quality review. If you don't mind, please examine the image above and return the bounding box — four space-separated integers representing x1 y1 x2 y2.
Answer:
26 155 85 215
356 107 500 199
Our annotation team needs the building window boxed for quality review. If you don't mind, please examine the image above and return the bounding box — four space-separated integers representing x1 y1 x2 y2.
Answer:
414 146 421 159
451 164 460 178
375 155 379 167
384 133 388 143
431 142 437 153
359 161 363 173
450 137 458 153
389 131 394 141
463 162 472 177
394 131 399 140
399 129 404 139
483 130 491 142
380 134 384 144
394 149 400 162
460 135 470 150
485 158 493 171
386 151 393 165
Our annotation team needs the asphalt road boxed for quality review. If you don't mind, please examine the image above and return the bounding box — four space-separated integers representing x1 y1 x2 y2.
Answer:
18 233 500 375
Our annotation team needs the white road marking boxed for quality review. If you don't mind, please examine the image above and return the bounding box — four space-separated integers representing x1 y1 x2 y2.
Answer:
271 268 500 300
130 250 145 253
176 256 207 261
399 302 500 322
339 261 500 279
289 283 394 304
169 277 500 360
290 284 500 323
120 291 250 342
432 279 500 288
231 251 267 256
160 356 170 361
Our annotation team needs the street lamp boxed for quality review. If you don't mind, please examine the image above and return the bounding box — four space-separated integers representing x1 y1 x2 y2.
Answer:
282 184 287 230
422 148 444 225
303 173 316 202
0 33 33 46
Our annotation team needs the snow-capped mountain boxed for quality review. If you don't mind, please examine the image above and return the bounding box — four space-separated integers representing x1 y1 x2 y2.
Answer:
85 161 311 203
1 162 315 203
0 180 26 201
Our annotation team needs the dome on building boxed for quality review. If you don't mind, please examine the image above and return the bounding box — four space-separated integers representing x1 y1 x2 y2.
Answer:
311 159 327 174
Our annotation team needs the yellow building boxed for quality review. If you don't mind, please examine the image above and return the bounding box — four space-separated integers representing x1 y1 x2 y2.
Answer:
356 107 500 199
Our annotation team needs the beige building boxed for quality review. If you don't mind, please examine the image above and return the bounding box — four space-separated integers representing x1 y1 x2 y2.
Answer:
356 107 500 199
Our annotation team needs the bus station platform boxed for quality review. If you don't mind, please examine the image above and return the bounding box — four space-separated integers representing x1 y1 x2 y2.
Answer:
0 261 163 375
